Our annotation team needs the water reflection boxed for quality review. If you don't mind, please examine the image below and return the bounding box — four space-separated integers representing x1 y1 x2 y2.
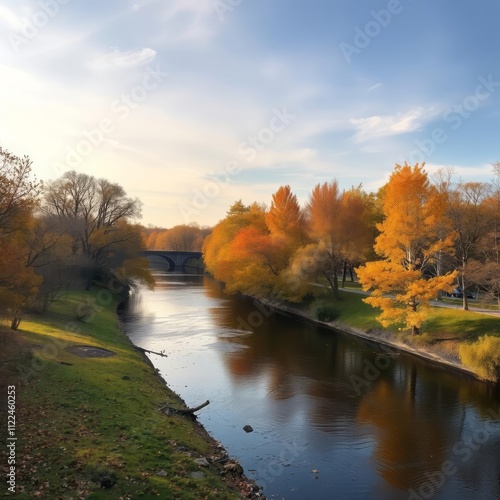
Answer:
122 274 500 499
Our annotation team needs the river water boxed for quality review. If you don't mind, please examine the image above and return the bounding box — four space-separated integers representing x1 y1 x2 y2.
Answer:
120 272 500 499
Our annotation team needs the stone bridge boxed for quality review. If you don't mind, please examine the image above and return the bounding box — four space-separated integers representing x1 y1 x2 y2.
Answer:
141 250 203 271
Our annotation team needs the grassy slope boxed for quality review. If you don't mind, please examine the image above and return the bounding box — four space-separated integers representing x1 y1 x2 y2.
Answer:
1 290 242 499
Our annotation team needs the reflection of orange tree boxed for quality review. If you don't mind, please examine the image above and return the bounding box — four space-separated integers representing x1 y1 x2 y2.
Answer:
356 374 452 491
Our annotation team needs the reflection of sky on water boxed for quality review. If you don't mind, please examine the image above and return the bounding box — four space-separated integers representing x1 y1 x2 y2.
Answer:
121 273 500 500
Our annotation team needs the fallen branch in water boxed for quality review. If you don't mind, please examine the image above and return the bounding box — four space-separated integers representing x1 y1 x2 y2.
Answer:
132 345 168 358
159 400 210 415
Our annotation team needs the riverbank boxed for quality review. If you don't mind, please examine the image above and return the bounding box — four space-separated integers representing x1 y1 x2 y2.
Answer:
255 289 500 384
0 289 261 498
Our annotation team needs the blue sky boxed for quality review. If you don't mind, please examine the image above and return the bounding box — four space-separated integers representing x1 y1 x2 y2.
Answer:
1 0 499 227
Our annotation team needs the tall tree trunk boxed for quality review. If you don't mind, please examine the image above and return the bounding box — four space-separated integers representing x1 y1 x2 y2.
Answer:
341 261 347 288
11 316 21 330
325 272 341 301
461 265 469 311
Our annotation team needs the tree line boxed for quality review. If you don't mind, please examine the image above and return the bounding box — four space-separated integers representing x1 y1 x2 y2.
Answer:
0 147 153 330
203 163 500 336
143 224 210 252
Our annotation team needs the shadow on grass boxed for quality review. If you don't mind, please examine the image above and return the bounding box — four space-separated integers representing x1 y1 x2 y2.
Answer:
425 312 500 342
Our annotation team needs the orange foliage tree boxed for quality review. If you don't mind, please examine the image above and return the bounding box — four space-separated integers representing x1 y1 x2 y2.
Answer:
356 164 457 335
203 188 307 299
203 201 268 290
265 185 305 243
287 182 372 300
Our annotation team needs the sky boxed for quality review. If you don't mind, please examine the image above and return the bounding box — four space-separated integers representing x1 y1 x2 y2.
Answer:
1 0 500 228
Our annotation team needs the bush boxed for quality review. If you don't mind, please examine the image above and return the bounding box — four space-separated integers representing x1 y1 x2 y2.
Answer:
459 335 500 381
314 301 339 322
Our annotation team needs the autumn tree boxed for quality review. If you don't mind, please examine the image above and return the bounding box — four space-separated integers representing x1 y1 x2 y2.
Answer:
0 148 43 328
203 201 268 287
357 164 457 335
265 185 305 243
287 182 372 300
434 168 490 310
203 192 303 298
43 170 151 289
226 226 286 295
467 163 500 305
24 215 79 312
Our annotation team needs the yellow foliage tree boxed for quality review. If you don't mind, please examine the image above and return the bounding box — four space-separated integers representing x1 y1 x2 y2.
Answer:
356 164 457 335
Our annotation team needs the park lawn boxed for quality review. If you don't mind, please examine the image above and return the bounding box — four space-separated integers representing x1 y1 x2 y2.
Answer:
424 306 500 341
316 289 500 341
1 289 243 499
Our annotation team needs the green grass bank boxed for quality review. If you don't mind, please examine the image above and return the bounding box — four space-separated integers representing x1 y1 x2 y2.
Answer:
0 289 256 499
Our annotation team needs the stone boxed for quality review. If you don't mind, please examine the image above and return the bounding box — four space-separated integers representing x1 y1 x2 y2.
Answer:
243 425 253 433
189 471 204 479
194 457 210 467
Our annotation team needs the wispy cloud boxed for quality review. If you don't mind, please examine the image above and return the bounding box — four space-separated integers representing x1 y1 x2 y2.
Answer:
350 108 437 143
368 83 382 92
91 48 157 69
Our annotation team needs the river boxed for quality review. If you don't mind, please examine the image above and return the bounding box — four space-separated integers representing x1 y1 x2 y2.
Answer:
120 272 500 499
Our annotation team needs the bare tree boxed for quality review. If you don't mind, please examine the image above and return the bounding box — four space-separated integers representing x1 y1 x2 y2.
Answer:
43 171 143 287
435 168 490 310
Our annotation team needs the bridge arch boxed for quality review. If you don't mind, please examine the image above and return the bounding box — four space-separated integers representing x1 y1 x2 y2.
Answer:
141 251 203 273
144 253 176 271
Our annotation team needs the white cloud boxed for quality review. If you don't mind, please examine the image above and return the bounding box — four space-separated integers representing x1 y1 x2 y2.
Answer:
350 108 437 143
91 48 157 69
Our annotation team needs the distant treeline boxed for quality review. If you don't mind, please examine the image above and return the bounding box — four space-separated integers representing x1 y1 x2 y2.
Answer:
143 224 211 252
